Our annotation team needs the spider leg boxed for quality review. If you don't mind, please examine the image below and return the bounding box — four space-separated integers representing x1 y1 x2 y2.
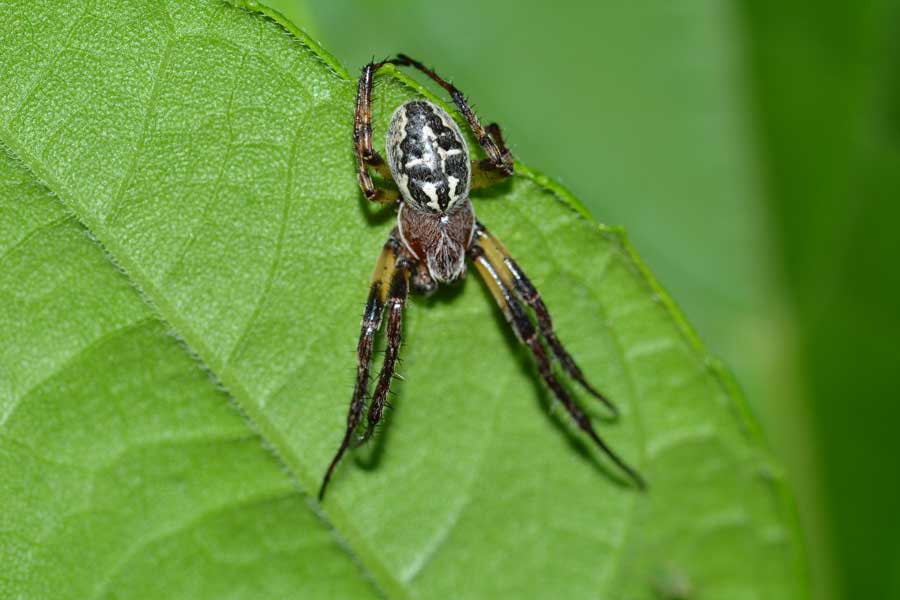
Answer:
319 234 408 500
358 252 410 445
471 122 513 190
469 237 645 490
354 61 400 204
391 54 515 178
473 223 619 417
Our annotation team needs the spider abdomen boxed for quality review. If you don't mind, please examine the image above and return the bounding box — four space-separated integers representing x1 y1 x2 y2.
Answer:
387 100 471 213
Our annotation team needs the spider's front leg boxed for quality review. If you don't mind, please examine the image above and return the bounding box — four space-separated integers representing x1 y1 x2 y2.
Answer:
353 61 400 204
319 233 411 500
390 54 515 185
469 223 645 489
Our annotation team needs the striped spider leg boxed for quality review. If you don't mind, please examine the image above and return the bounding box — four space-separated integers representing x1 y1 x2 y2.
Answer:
319 234 411 500
469 223 645 489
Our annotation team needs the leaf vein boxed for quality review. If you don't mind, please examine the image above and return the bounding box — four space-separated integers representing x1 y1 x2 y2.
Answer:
160 48 248 285
5 1 93 133
0 213 73 267
1 316 156 429
221 107 302 371
87 489 300 600
106 34 178 226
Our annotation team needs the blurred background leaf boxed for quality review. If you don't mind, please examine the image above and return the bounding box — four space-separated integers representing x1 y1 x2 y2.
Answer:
261 0 900 599
742 1 900 599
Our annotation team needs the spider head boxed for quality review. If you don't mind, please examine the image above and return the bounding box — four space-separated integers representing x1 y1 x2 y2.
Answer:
386 100 471 213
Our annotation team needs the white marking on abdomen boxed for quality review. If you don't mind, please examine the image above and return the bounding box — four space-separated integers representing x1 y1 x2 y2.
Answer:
447 175 460 206
421 181 441 210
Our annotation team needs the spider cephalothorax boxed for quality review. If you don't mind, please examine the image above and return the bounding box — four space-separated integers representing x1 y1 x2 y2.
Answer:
319 54 644 499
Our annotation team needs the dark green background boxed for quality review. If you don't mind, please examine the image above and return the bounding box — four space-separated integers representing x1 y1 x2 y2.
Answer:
266 1 900 598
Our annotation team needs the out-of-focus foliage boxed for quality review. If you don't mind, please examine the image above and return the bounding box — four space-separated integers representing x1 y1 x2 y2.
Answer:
742 1 900 599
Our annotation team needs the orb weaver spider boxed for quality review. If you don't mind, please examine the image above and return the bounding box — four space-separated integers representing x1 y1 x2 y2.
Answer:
319 54 645 499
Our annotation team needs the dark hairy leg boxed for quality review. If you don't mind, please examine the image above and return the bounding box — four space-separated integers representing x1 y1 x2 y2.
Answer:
471 122 514 190
474 223 618 416
354 61 400 204
319 234 410 500
469 230 645 489
358 254 410 445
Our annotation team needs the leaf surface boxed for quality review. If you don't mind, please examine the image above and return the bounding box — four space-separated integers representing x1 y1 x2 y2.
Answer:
0 148 378 599
0 1 805 598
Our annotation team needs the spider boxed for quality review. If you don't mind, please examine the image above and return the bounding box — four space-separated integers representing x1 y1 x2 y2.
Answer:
319 54 645 499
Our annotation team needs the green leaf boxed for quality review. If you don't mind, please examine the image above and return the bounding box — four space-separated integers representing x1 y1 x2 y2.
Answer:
0 1 806 599
0 149 379 598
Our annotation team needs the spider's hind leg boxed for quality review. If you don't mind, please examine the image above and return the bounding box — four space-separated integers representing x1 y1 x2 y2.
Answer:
358 252 410 446
469 224 645 489
474 224 618 417
319 233 411 500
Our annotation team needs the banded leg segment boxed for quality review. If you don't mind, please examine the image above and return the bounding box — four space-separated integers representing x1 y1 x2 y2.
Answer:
354 61 399 204
392 54 515 177
359 254 410 444
474 224 618 416
470 230 644 489
319 235 410 500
